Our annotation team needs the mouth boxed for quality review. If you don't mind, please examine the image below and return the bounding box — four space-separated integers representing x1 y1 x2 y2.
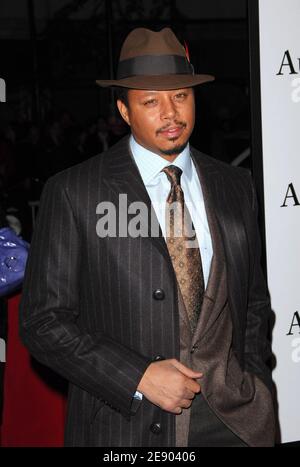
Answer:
158 125 186 140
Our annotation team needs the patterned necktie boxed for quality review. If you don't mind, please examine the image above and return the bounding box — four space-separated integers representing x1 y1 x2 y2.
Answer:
162 165 204 333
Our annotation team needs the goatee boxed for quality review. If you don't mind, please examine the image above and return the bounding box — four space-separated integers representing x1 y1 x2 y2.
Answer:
160 141 188 156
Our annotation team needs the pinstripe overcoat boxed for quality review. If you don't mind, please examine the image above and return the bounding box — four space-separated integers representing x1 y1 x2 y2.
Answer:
19 135 274 446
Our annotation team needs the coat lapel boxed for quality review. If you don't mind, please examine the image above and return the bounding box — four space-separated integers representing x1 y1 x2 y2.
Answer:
190 147 248 344
102 136 171 263
189 149 227 344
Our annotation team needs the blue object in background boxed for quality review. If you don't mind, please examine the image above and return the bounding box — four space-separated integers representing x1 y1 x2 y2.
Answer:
0 227 29 297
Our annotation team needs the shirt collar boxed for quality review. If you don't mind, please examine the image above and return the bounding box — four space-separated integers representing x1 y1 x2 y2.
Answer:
129 134 192 186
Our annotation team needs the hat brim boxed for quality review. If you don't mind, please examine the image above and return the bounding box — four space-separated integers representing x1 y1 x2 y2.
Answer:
95 74 214 90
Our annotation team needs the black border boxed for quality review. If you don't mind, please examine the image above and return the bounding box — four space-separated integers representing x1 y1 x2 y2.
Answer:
247 0 267 276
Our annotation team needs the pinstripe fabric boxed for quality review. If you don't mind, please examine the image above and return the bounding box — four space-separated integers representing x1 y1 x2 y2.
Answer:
19 135 273 446
190 148 273 390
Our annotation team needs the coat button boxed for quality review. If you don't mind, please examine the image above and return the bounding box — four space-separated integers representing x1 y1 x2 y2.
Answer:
190 344 198 354
150 422 162 435
153 289 165 300
153 355 165 362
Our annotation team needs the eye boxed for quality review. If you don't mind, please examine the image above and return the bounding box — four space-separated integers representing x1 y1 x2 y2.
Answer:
143 98 157 106
174 92 187 101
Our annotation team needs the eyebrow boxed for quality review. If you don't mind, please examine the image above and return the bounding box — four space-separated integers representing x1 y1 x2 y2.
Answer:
140 89 187 97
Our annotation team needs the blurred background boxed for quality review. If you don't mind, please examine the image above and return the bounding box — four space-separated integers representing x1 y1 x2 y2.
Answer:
0 0 251 241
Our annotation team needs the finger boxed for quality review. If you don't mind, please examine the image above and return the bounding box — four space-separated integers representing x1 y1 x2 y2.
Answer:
181 399 193 409
184 389 196 400
186 380 201 394
171 360 203 379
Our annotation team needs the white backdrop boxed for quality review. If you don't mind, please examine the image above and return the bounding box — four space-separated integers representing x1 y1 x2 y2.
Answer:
258 0 300 443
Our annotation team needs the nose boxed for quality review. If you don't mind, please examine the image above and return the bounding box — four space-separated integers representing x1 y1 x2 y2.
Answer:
160 96 177 121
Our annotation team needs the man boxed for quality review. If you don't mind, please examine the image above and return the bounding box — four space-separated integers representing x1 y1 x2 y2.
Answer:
20 28 275 447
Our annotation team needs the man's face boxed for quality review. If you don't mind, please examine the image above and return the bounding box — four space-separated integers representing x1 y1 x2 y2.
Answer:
117 87 195 160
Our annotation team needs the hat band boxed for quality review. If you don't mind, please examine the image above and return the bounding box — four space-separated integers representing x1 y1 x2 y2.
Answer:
117 54 194 79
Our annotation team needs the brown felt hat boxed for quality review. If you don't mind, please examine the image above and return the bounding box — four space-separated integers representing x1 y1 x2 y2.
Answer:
96 27 214 90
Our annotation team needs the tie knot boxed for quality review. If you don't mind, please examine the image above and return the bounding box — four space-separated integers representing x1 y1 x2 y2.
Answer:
162 165 183 187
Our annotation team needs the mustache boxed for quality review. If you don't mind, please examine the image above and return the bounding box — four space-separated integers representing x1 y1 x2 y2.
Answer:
156 121 187 136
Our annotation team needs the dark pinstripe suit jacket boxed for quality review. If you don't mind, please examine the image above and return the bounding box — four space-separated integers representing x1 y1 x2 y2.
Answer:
19 135 273 446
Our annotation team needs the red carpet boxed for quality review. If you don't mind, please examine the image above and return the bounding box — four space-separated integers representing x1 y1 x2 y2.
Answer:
0 294 67 447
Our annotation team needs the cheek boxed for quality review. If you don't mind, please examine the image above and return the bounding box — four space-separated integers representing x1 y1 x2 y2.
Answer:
133 111 158 134
185 105 195 127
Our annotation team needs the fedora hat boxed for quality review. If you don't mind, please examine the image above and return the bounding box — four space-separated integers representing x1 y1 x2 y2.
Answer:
96 27 214 90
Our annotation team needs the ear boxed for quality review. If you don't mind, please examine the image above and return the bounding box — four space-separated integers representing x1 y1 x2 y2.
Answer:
117 99 131 126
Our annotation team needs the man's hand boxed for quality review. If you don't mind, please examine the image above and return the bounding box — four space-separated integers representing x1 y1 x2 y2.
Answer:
137 359 202 414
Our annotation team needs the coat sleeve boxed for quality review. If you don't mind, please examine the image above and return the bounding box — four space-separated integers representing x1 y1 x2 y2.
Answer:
243 171 273 393
19 175 152 418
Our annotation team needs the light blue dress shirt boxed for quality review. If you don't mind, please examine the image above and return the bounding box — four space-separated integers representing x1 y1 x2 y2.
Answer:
129 135 213 288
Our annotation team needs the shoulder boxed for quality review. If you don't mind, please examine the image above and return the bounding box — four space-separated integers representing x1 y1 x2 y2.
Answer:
43 135 129 194
191 146 251 182
191 146 253 193
191 146 255 210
